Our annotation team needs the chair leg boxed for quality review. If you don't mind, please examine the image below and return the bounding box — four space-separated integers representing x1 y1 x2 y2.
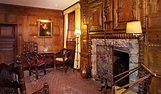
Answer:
65 61 69 73
54 62 57 70
36 67 39 79
29 67 32 76
44 65 46 75
63 62 65 72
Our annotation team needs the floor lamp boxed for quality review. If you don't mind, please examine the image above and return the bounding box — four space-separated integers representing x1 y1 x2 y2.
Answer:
74 29 81 69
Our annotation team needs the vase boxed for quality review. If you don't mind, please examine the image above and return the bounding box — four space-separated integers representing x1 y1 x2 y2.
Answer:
80 65 88 79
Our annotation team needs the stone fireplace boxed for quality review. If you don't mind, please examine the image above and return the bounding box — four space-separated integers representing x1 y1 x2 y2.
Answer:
91 39 139 83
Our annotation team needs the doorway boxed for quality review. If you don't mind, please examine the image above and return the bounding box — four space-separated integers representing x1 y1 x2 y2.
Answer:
0 24 18 64
66 11 76 68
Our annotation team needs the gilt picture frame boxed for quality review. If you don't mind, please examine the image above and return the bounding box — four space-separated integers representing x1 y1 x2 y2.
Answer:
38 20 52 37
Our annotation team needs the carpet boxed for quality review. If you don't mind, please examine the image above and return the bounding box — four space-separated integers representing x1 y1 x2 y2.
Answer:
24 68 103 94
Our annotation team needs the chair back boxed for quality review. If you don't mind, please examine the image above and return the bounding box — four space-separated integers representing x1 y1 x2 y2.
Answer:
56 48 71 60
23 41 38 69
113 64 156 94
0 55 26 94
64 49 71 60
23 41 38 53
25 52 37 66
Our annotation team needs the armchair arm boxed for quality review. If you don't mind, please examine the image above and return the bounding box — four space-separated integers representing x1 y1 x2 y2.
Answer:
114 66 139 84
141 64 156 77
54 48 71 58
32 52 45 60
54 49 64 58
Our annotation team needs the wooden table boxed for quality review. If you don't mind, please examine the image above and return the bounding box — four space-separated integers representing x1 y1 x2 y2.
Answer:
39 50 59 68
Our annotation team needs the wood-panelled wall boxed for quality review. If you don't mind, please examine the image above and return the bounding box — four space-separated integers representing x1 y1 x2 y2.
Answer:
0 3 64 54
80 0 161 93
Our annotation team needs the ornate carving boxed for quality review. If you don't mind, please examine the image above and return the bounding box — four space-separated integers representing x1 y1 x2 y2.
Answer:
114 0 139 30
82 5 88 25
103 0 113 31
88 2 103 31
148 0 158 13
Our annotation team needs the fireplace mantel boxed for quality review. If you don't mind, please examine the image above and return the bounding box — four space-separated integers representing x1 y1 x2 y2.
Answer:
88 34 144 83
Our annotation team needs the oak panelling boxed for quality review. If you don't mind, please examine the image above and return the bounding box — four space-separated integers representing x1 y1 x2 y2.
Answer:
150 77 161 94
0 25 15 38
147 31 161 44
0 13 18 24
88 1 103 31
0 3 64 56
147 13 161 29
80 55 89 69
88 0 96 4
81 39 88 53
146 1 161 93
53 25 60 35
29 25 37 36
0 13 5 23
6 14 18 23
113 0 141 30
80 0 161 93
103 0 113 31
147 0 159 14
0 3 62 17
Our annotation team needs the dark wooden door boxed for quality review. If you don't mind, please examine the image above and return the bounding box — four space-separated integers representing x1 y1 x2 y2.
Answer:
67 11 75 40
67 41 76 67
67 11 76 68
0 24 18 64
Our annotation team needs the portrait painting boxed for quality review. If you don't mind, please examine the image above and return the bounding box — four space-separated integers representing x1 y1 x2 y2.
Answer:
38 20 52 37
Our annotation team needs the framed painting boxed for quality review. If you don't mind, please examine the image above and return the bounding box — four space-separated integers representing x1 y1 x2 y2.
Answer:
38 20 52 37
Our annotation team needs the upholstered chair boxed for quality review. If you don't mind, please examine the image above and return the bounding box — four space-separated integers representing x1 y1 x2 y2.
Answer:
54 48 71 72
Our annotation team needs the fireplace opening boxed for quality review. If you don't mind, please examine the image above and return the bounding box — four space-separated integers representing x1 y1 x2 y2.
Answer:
114 49 129 86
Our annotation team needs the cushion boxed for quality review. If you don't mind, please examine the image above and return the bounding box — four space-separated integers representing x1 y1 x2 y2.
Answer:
114 86 137 94
37 60 45 65
56 57 68 62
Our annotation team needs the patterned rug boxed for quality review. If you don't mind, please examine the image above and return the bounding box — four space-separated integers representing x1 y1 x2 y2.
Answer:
24 68 103 94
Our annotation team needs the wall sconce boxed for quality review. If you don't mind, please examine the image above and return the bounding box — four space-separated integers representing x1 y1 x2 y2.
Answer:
74 29 81 69
126 21 142 37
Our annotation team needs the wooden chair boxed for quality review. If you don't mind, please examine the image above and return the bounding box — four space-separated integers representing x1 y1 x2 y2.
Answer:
112 64 156 94
23 41 38 70
54 48 71 72
25 51 46 80
23 41 46 79
0 55 49 94
32 83 49 94
0 55 26 94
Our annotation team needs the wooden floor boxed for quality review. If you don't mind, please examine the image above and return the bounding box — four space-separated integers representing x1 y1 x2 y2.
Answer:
24 68 111 94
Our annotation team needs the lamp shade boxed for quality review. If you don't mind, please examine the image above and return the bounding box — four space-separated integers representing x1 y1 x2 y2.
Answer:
126 21 142 33
74 29 81 35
